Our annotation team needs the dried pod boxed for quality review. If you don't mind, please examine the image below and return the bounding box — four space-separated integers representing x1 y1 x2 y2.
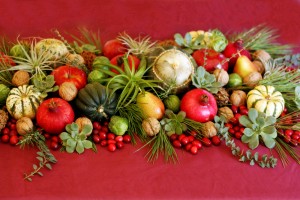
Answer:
213 68 229 86
0 110 9 131
252 50 272 62
230 90 247 107
75 117 93 135
142 117 161 136
202 121 217 138
218 106 234 123
16 117 33 135
12 70 30 86
59 82 78 101
243 71 262 87
252 60 265 74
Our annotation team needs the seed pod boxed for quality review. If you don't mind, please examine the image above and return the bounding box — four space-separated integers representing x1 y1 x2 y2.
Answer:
75 117 93 135
16 117 33 135
0 110 9 131
12 70 30 86
218 106 234 123
142 117 161 136
202 121 217 138
59 82 78 101
230 90 247 107
213 68 229 87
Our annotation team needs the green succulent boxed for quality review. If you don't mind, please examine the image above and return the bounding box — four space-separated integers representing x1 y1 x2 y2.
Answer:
32 75 59 98
174 32 205 54
160 109 187 135
192 66 222 94
239 108 277 150
60 123 94 154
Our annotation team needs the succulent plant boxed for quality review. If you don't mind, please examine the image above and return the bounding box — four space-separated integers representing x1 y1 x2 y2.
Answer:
239 108 277 150
192 66 222 94
60 123 94 154
160 109 187 135
174 32 205 54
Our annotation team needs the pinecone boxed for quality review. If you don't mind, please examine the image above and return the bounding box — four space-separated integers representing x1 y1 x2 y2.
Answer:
214 88 230 107
0 109 9 131
80 51 96 71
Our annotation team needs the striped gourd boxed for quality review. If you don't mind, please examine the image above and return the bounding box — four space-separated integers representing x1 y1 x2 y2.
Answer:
247 85 285 118
6 85 43 120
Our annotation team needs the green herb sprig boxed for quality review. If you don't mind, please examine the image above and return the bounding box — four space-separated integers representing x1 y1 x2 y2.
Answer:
214 116 277 168
18 130 57 181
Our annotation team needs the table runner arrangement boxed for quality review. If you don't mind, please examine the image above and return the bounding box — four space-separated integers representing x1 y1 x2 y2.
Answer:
0 24 300 181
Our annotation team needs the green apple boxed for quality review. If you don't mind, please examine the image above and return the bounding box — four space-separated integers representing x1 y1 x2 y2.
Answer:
227 73 242 88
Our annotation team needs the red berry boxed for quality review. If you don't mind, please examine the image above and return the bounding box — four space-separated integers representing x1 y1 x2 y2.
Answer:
107 133 115 140
178 134 186 141
9 130 18 136
51 136 59 143
233 126 240 132
101 126 109 133
239 127 245 133
92 129 99 135
189 130 197 137
235 131 243 139
116 141 124 149
107 144 116 152
10 118 17 123
284 135 291 143
93 135 101 143
187 135 195 143
292 134 300 141
201 137 212 147
211 136 221 146
192 140 202 149
92 121 101 130
285 129 293 136
9 135 18 145
231 105 239 114
104 121 109 126
172 140 182 148
234 113 242 121
294 130 300 136
283 107 288 113
290 140 298 147
44 133 51 140
185 143 193 151
1 127 9 135
9 123 16 130
50 141 59 150
225 123 233 129
100 140 108 147
99 131 107 140
169 134 178 141
239 108 248 115
115 136 123 142
229 128 235 134
1 135 9 143
123 135 131 143
107 139 116 144
190 146 198 155
230 117 238 125
239 105 247 110
180 136 189 146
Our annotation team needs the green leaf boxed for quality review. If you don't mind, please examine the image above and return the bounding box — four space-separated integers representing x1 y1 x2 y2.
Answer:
82 140 93 149
33 164 37 170
60 132 71 141
262 136 276 149
264 116 276 127
243 128 254 137
239 116 252 128
76 141 84 154
37 172 43 177
174 33 184 46
262 126 277 137
45 163 52 170
185 33 192 44
36 152 44 157
66 145 75 153
66 139 76 148
36 156 43 162
254 152 259 161
177 111 186 122
246 150 252 159
250 159 255 166
175 126 182 134
65 124 72 133
70 123 79 131
248 108 258 124
257 117 265 127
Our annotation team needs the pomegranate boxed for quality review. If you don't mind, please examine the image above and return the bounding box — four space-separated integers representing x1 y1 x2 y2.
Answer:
180 88 217 123
36 98 75 134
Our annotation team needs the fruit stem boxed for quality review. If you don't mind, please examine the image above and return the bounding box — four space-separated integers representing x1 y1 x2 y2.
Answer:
200 94 209 105
48 99 58 112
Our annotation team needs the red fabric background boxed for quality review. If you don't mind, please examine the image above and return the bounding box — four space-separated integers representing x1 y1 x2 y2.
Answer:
1 0 300 199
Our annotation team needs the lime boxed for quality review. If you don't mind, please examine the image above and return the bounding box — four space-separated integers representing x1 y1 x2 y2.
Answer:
227 73 242 88
163 95 181 113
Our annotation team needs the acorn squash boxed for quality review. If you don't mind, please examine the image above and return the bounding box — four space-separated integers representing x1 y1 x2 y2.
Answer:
75 82 118 121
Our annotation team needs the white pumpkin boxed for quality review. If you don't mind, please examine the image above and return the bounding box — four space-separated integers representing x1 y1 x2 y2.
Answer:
35 38 69 60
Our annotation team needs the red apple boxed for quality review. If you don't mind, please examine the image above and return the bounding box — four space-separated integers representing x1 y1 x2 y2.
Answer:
192 49 228 72
103 39 127 59
51 65 87 90
222 40 252 69
110 54 140 74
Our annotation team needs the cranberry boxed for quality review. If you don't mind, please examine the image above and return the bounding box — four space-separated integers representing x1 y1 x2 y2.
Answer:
44 133 51 140
225 123 233 129
292 134 300 141
93 135 101 143
239 108 248 115
178 134 186 142
169 134 178 141
192 140 202 149
107 144 116 152
92 121 101 130
283 107 288 113
230 117 238 125
92 129 99 135
10 118 17 123
294 130 300 136
51 136 59 143
116 141 124 149
9 123 16 130
101 126 109 133
239 127 245 133
185 143 193 151
123 135 131 143
50 141 59 150
229 128 235 134
180 136 189 146
211 136 221 146
100 140 108 147
172 140 182 148
1 135 9 143
107 133 115 140
104 121 109 126
9 135 18 145
239 105 247 110
235 131 243 139
99 131 107 140
9 130 18 136
115 136 123 142
233 126 240 132
1 127 9 135
234 113 242 121
187 135 195 143
284 135 291 143
107 139 116 144
201 137 212 147
284 129 293 137
231 105 239 114
190 146 198 155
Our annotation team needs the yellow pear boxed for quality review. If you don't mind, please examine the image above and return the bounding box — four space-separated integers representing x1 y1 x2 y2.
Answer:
233 55 258 79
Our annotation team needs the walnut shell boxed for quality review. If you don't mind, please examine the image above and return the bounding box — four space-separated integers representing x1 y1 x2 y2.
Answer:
0 110 9 131
218 106 234 123
230 90 247 107
12 70 30 86
252 60 265 74
59 82 78 101
202 121 217 138
142 117 161 136
75 117 93 135
243 71 262 87
213 68 229 86
252 50 272 62
16 117 33 135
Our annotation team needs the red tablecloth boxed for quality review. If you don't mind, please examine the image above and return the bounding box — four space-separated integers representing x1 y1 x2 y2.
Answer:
1 0 300 199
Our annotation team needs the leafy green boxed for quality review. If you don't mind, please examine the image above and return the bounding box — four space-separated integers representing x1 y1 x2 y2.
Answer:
32 75 58 98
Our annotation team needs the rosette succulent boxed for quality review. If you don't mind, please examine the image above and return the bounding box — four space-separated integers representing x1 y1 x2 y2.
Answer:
239 108 277 150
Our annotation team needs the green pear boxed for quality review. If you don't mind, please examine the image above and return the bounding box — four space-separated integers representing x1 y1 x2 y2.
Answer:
233 55 257 79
